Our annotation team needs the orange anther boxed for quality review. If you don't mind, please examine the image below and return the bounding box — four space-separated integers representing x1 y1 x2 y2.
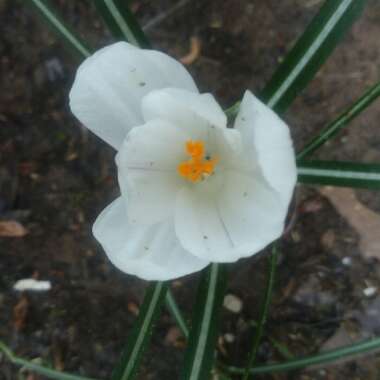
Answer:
178 140 217 182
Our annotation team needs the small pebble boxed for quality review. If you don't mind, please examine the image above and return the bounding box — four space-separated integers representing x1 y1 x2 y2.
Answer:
13 278 51 292
224 333 235 343
223 294 242 313
342 257 352 266
291 230 301 243
363 287 377 297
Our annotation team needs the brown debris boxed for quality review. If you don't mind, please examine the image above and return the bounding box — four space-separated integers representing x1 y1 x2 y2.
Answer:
299 197 324 214
0 220 28 237
52 343 65 371
13 295 29 331
217 336 228 357
164 326 185 348
321 229 336 249
180 37 201 65
127 302 139 316
18 162 36 176
320 187 380 259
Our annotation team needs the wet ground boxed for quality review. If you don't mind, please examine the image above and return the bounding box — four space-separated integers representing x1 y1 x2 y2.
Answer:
1 0 380 379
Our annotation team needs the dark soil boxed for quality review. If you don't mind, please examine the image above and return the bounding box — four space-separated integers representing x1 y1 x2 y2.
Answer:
1 0 380 379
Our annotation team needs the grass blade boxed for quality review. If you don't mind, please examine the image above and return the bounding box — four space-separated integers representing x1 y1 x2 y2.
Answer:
112 282 168 380
29 0 91 58
261 0 368 113
180 264 227 380
94 0 151 48
225 0 368 117
297 80 380 160
248 321 294 361
223 336 380 375
0 341 97 380
243 246 278 380
297 160 380 189
166 290 190 338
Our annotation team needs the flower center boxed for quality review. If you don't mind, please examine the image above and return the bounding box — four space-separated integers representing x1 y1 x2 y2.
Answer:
177 140 218 183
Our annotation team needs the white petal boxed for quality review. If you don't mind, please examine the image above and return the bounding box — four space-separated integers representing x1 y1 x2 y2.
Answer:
143 51 198 92
116 119 187 225
234 91 297 208
142 88 227 132
175 171 284 262
69 42 197 150
217 171 285 256
93 197 209 281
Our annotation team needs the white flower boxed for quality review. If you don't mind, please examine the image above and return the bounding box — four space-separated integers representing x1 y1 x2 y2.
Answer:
69 42 296 281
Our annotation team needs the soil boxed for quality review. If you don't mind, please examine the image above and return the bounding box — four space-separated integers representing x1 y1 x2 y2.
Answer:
1 0 380 379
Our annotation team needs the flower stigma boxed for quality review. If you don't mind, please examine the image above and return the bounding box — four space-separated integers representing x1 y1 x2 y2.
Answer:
178 140 218 183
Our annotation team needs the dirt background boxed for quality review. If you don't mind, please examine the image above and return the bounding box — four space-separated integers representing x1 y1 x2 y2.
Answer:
1 0 380 379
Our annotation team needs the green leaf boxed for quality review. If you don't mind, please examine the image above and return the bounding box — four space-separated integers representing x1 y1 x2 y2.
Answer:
180 264 227 380
225 102 241 121
112 282 168 380
297 80 380 160
223 336 380 375
267 338 294 361
0 341 97 380
29 0 91 58
243 246 278 380
94 0 151 48
297 160 380 189
166 290 190 338
261 0 368 113
248 321 294 361
225 0 368 117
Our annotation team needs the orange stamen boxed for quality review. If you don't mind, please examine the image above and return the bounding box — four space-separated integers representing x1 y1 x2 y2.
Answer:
178 140 217 182
186 140 204 159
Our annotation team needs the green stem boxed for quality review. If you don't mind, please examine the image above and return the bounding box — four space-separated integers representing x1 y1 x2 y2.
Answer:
165 290 190 338
225 101 241 120
243 245 278 380
94 0 151 48
29 0 91 58
248 321 294 360
111 282 168 380
297 80 380 160
0 341 97 380
223 336 380 375
180 264 227 380
296 160 380 189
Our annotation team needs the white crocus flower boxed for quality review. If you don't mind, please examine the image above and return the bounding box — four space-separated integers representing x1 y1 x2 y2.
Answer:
69 42 296 281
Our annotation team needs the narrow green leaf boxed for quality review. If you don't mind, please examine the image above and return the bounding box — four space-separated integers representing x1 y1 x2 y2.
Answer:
112 282 168 380
166 290 190 338
0 341 97 380
268 338 294 361
248 321 294 360
225 0 368 117
180 264 227 380
225 102 241 121
297 160 380 189
243 246 278 380
29 0 91 58
94 0 151 48
223 336 380 375
297 80 380 160
261 0 368 113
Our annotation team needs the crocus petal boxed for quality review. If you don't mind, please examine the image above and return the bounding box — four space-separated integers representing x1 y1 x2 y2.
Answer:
116 119 187 225
69 42 198 150
141 88 227 132
234 91 297 207
175 171 283 262
93 197 209 281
